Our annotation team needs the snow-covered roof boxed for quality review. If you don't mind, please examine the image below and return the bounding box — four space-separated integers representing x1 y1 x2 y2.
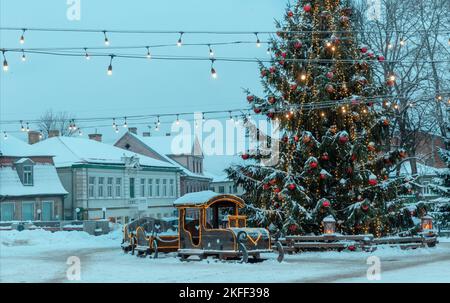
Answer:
33 137 178 169
173 190 220 206
126 133 210 180
0 135 49 157
389 161 445 177
130 133 203 156
0 164 68 197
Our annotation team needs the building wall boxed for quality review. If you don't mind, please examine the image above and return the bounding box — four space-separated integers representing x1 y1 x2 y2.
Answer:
209 181 244 195
62 165 180 223
0 196 64 221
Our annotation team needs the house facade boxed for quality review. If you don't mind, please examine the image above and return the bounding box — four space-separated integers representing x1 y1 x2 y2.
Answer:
205 172 245 195
114 130 211 196
0 135 67 221
33 134 181 223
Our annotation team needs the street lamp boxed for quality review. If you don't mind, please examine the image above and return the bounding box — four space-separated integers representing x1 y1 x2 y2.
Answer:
421 215 433 231
323 215 336 235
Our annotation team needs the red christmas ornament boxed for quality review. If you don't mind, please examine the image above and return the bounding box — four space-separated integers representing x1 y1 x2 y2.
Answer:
288 184 296 191
279 60 285 66
339 135 349 144
267 112 274 119
320 173 327 180
367 52 375 58
361 204 369 211
283 136 289 143
269 66 276 74
368 178 378 186
269 179 277 185
309 161 318 169
281 52 287 58
326 71 334 79
263 183 270 190
294 135 299 143
348 245 356 251
289 224 297 232
253 108 261 114
268 96 276 104
274 187 281 193
321 153 329 161
351 154 357 162
322 200 331 208
383 118 390 126
241 154 249 160
287 11 294 17
360 46 368 53
303 3 312 12
377 55 385 62
294 41 302 49
247 95 254 103
261 70 267 77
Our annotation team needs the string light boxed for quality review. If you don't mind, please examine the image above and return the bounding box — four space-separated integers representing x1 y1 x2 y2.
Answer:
78 129 83 136
300 73 307 81
388 43 393 49
210 59 217 79
255 33 261 47
107 55 114 76
19 29 26 44
229 111 234 122
39 132 43 139
26 122 30 132
400 38 406 46
115 125 119 133
84 48 90 60
3 131 7 139
176 114 180 125
202 113 206 122
21 49 26 62
112 118 116 128
145 46 151 59
2 51 8 72
208 44 214 58
177 32 184 47
123 117 128 128
266 47 271 55
157 116 161 126
103 31 110 46
389 74 396 82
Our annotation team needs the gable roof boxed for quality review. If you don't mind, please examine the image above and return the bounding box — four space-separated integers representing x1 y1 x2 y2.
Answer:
33 136 179 169
122 133 210 180
0 164 68 197
0 134 49 157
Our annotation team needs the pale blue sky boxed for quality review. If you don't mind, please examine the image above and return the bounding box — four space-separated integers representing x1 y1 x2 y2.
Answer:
0 0 286 141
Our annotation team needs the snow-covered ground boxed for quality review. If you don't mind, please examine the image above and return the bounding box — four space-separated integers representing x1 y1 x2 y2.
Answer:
1 229 449 283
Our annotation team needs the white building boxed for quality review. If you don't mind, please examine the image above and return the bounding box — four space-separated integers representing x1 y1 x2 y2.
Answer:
33 135 182 223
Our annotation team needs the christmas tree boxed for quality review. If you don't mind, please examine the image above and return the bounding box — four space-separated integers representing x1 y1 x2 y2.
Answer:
226 0 415 237
429 149 450 227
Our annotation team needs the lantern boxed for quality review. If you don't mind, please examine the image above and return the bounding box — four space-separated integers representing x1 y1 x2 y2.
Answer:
421 215 433 231
323 215 336 235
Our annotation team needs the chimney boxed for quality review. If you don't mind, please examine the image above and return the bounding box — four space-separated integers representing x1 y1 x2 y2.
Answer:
165 133 171 136
128 127 137 135
88 133 102 142
48 130 60 138
142 132 151 137
28 131 41 145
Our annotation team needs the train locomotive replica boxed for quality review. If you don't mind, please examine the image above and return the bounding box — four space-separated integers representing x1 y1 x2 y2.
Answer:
121 191 284 263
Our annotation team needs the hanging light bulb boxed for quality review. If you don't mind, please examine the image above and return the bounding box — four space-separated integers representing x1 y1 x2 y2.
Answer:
229 111 234 122
26 122 30 132
84 48 90 60
210 59 217 79
389 74 396 82
78 129 83 136
255 33 261 48
123 117 128 128
266 47 271 55
155 123 160 131
177 32 184 47
115 126 119 133
3 131 7 140
2 51 8 72
103 31 110 46
39 132 43 139
19 29 26 44
20 120 25 132
176 114 180 125
112 118 116 128
21 50 26 62
107 55 114 76
157 116 161 126
208 45 214 58
400 38 406 46
146 46 151 59
202 113 206 123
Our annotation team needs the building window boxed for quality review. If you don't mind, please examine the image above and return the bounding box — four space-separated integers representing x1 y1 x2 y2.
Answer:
163 179 167 196
98 177 105 198
107 177 114 198
170 179 175 197
229 186 232 193
23 165 33 186
155 179 160 197
88 177 96 198
148 179 153 197
115 178 122 198
1 203 15 221
22 202 35 221
130 178 135 198
233 185 238 194
218 186 225 194
140 178 146 197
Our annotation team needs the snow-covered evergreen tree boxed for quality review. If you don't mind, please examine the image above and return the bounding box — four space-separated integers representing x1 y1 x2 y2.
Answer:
226 0 415 237
429 149 450 227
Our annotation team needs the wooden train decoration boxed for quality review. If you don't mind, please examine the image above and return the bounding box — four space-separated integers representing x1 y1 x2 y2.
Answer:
121 191 285 263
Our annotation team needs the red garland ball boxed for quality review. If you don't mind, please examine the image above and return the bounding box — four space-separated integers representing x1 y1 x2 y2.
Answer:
361 204 369 211
263 183 270 190
279 60 285 66
287 11 294 17
339 135 349 144
351 154 357 162
321 153 329 161
267 112 274 119
326 84 335 93
386 79 395 87
294 41 303 49
377 55 385 62
289 224 297 232
309 161 318 169
247 95 254 103
269 66 276 74
253 107 261 114
322 200 331 208
268 96 276 104
281 52 287 58
303 3 312 12
348 245 356 251
368 178 378 186
288 184 296 191
241 153 249 160
360 46 368 53
283 136 289 143
274 187 281 193
320 173 327 180
326 71 334 79
294 135 299 143
269 178 277 185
